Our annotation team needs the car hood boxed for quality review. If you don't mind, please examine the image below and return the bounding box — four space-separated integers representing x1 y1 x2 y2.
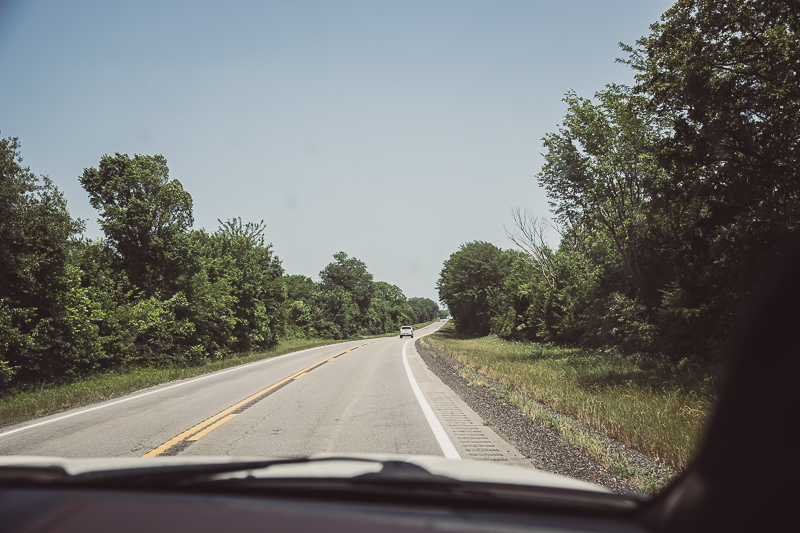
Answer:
0 453 605 493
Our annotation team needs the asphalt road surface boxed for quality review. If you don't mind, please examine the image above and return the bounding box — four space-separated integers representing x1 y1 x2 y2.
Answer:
0 322 529 466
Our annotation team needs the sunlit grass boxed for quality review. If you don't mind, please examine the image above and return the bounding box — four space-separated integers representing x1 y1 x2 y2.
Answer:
424 323 717 472
0 338 351 428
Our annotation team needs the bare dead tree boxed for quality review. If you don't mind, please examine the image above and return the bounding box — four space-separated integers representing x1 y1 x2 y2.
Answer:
505 207 559 290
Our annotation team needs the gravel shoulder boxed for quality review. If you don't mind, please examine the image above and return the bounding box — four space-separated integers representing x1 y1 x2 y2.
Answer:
415 338 677 495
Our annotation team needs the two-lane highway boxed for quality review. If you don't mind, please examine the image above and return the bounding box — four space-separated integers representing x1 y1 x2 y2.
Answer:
175 336 442 458
0 323 529 465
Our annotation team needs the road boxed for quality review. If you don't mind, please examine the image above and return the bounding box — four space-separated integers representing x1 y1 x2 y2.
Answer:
0 322 528 465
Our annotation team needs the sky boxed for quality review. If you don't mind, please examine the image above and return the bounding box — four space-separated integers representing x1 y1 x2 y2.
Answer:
0 0 675 304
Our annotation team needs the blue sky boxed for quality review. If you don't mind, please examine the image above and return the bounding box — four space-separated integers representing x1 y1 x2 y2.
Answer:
0 0 675 303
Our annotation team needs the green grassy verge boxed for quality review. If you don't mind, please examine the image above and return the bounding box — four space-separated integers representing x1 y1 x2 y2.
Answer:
438 350 673 493
423 323 716 474
0 338 354 428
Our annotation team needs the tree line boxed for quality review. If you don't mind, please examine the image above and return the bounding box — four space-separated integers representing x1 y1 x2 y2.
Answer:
438 0 800 363
0 146 439 392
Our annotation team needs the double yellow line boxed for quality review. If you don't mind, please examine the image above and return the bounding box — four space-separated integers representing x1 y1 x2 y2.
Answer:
142 342 376 457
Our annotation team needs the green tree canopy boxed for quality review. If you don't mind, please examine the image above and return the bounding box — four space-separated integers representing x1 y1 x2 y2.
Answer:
622 0 800 298
283 274 318 304
538 85 669 305
408 297 439 324
437 241 510 335
1 135 96 386
197 218 285 353
319 252 374 315
80 153 194 297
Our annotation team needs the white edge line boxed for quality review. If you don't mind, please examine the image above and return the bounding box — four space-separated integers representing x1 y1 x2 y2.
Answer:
0 340 368 440
402 334 460 460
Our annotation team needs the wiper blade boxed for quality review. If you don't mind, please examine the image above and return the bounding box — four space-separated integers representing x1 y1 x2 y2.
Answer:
352 459 451 482
0 456 451 488
192 460 638 514
0 457 639 513
0 464 69 484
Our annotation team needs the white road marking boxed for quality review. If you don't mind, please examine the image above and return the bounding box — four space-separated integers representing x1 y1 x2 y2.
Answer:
0 341 366 441
402 332 460 460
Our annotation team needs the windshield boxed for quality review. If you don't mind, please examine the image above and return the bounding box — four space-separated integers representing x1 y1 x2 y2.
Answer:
2 0 793 506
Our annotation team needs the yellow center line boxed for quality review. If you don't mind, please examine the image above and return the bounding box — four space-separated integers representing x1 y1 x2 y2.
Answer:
142 342 371 457
187 413 238 441
141 417 225 458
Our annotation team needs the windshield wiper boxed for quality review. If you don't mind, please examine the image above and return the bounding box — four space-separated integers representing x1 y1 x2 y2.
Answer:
0 457 638 513
0 457 450 488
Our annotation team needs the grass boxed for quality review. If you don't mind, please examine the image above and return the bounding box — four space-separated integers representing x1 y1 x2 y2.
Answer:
0 338 355 428
503 387 674 492
455 365 489 387
434 345 662 488
424 323 717 474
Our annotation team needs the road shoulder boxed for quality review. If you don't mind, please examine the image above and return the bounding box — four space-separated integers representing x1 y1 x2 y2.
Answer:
404 338 532 468
413 338 650 495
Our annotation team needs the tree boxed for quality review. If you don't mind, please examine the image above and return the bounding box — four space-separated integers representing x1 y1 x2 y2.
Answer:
315 285 360 339
622 0 800 285
0 135 97 388
367 282 412 334
319 252 374 316
408 297 439 324
283 274 318 304
80 153 194 297
195 218 285 353
505 208 559 291
537 85 670 306
437 241 510 335
281 275 318 338
623 0 800 208
620 0 800 355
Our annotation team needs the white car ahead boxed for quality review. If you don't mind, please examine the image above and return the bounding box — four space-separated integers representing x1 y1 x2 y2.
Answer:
399 326 413 338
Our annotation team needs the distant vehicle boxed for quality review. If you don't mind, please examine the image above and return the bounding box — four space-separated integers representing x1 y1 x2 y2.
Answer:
399 326 414 338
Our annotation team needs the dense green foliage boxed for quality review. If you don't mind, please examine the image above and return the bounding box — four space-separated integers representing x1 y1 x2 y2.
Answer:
282 258 439 340
0 137 89 386
79 153 194 298
0 141 437 393
439 0 800 362
436 242 510 336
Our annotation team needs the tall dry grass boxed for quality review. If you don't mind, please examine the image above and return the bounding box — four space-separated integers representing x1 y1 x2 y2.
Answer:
426 324 717 471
